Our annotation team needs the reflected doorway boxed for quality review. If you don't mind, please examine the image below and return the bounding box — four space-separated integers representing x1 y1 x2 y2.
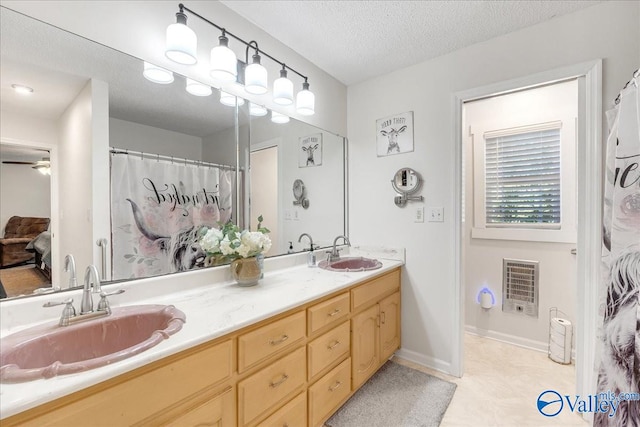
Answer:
250 144 279 256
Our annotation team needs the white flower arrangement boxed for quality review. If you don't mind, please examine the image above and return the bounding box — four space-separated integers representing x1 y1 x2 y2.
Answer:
200 216 271 261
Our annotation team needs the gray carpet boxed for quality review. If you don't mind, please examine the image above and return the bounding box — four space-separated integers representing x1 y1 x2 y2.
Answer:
326 360 457 427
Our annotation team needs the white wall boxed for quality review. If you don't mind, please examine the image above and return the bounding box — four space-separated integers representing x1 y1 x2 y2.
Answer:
1 1 348 136
0 164 51 236
348 1 640 374
0 110 58 146
110 118 203 160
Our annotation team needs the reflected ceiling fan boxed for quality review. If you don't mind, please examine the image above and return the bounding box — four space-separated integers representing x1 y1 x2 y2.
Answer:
2 157 51 175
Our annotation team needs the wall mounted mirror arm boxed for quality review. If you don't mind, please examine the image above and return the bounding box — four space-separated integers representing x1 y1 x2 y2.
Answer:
391 168 423 207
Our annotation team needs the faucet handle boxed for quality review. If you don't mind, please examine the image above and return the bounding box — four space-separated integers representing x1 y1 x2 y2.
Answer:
97 289 125 314
43 298 76 326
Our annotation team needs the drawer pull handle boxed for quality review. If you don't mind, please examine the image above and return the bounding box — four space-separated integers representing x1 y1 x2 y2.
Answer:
270 374 289 388
327 340 341 350
381 311 386 324
329 381 342 392
269 334 289 345
328 308 341 317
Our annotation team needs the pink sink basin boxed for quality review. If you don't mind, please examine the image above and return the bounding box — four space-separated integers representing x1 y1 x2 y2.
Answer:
0 304 186 383
319 256 383 272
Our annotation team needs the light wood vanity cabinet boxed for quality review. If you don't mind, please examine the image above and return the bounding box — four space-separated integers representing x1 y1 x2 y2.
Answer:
3 267 401 427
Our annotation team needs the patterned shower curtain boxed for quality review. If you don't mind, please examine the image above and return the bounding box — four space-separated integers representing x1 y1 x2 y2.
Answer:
594 70 640 427
110 153 233 280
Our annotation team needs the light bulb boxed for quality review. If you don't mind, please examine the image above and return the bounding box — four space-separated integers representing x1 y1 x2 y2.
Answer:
271 111 289 124
273 68 293 105
143 62 174 84
165 11 197 65
210 35 237 82
186 78 212 96
11 84 34 95
220 91 246 107
249 103 268 116
244 53 268 95
296 81 315 116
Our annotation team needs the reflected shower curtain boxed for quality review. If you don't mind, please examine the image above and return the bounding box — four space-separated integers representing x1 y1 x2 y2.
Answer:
595 70 640 427
110 153 233 280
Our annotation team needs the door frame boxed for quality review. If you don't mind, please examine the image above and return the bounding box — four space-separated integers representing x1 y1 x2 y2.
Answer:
451 60 602 402
1 137 59 287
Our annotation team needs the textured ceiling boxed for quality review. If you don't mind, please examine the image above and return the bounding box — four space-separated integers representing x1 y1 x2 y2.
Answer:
221 0 601 85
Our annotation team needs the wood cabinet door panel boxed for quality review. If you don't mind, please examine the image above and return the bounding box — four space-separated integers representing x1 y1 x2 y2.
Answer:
379 292 401 361
350 305 379 389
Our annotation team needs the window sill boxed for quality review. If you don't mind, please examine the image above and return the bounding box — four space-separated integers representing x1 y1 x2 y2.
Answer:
471 227 576 243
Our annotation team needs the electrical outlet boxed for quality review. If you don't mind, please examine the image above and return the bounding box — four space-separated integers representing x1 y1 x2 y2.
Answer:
428 207 444 222
415 206 424 223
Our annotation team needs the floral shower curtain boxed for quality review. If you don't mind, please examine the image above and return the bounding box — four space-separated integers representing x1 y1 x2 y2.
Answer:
594 70 640 427
110 152 233 280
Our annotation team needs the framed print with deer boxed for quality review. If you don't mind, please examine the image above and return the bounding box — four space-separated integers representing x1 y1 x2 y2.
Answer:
376 111 414 156
299 133 323 167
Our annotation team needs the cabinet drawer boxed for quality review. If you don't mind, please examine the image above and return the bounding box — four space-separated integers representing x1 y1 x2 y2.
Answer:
351 269 400 311
238 311 306 373
308 321 350 381
308 358 351 427
238 346 306 426
307 292 350 335
164 386 234 427
256 391 307 427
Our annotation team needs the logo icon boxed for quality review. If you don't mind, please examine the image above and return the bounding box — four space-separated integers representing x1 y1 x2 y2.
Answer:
537 390 563 417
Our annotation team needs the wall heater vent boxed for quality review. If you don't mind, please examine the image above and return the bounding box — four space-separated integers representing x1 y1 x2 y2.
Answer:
502 258 539 317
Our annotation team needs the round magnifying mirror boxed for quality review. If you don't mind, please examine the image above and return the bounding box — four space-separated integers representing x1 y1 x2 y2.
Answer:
293 179 305 201
391 168 422 195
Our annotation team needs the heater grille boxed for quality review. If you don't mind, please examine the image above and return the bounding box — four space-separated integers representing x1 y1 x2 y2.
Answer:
502 258 539 317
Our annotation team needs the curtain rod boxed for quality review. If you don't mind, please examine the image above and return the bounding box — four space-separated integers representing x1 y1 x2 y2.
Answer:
110 148 235 171
614 68 639 105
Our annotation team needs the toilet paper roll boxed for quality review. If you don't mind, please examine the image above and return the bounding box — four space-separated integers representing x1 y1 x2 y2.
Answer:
480 291 493 309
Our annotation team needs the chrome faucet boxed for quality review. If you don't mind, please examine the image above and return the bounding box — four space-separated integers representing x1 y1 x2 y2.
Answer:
64 254 77 289
80 265 102 314
328 235 351 262
298 233 314 251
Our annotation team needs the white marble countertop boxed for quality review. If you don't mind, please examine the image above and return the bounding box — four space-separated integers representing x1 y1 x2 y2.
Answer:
0 247 404 419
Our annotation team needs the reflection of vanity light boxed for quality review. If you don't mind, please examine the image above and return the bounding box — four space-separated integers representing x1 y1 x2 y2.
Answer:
271 111 290 124
142 62 174 84
220 91 245 107
11 84 34 95
249 102 268 116
185 78 212 96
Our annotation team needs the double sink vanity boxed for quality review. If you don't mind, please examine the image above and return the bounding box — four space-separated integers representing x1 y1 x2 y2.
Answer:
0 247 404 426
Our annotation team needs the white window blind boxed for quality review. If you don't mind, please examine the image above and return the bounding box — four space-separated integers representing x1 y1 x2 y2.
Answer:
485 127 561 227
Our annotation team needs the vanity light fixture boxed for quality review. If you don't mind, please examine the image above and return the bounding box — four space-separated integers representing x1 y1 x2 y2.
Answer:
11 84 34 95
296 80 315 116
220 91 245 107
271 110 290 124
165 6 197 65
249 102 268 116
273 65 294 105
185 78 212 96
210 31 237 82
164 3 315 115
142 62 174 84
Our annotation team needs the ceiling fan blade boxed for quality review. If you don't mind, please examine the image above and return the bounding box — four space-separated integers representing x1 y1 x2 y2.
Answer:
2 161 36 165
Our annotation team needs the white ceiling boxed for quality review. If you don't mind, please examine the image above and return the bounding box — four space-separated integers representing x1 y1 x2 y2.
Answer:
221 0 601 85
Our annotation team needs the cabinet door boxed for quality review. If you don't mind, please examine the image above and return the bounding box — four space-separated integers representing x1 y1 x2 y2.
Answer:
379 292 401 362
351 304 379 388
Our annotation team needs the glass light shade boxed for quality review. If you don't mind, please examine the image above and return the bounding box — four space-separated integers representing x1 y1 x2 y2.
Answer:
142 62 174 84
296 84 315 116
249 102 268 116
244 60 268 95
273 76 294 105
210 37 237 82
186 78 212 96
34 165 50 175
165 22 197 65
220 91 245 107
271 111 290 124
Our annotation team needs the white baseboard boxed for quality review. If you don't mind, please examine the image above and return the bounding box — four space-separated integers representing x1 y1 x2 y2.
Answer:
464 325 576 361
395 348 453 376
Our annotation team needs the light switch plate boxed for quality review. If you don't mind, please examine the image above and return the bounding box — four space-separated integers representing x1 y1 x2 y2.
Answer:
284 210 292 220
428 207 444 222
415 206 424 223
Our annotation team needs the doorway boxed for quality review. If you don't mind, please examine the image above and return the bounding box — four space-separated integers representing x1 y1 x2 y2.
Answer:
250 144 280 255
452 60 603 405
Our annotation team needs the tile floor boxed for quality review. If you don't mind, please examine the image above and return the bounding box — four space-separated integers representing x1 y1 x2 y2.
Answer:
394 334 588 426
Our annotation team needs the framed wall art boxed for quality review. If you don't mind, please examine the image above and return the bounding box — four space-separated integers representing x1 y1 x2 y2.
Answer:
376 111 414 156
299 133 323 167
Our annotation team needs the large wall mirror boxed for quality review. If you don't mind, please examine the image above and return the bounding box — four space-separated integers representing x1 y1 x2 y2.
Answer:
0 7 346 300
